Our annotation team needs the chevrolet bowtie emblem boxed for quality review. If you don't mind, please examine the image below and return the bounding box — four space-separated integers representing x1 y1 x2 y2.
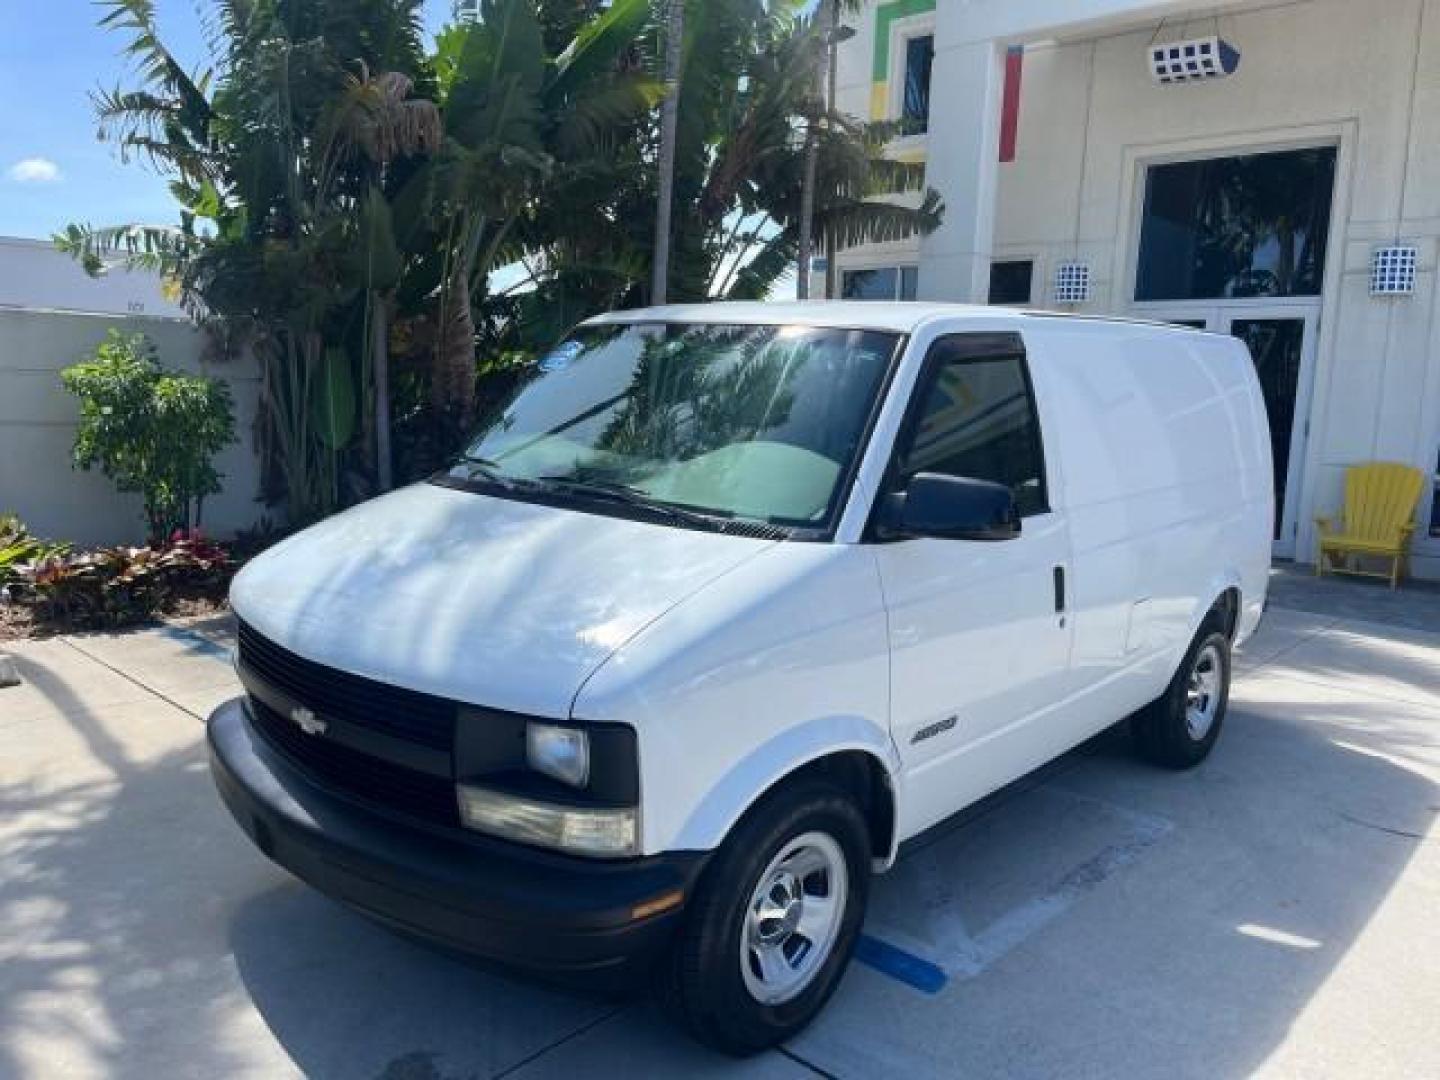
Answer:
290 705 327 736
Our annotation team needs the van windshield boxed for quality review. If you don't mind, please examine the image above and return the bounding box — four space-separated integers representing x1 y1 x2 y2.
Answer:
449 322 899 528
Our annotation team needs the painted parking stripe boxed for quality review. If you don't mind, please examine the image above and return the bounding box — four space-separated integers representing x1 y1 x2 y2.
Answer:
853 934 949 994
858 788 1174 992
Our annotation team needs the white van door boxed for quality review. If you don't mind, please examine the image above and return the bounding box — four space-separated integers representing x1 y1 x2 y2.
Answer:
870 334 1074 838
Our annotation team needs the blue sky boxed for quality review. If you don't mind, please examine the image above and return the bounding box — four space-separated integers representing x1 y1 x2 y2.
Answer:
0 1 454 240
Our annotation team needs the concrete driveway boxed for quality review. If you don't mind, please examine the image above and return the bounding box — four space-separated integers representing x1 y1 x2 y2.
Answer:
3 575 1438 1079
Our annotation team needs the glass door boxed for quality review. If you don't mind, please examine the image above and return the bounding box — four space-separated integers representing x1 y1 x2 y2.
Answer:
1146 304 1319 558
1223 310 1316 557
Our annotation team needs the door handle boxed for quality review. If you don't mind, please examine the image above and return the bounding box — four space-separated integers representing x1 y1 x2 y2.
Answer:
1053 565 1066 613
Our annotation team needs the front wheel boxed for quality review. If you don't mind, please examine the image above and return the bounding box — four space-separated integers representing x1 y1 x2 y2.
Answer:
663 779 870 1055
1132 625 1232 768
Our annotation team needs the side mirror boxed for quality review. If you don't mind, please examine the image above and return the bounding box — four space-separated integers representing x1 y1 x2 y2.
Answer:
876 473 1020 542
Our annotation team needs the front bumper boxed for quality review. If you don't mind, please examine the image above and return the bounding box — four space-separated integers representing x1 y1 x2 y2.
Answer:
207 697 705 978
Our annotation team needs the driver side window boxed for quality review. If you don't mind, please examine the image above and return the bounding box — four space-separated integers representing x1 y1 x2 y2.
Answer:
896 336 1049 516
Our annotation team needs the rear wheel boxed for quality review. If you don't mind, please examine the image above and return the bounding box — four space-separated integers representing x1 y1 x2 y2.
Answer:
1132 624 1231 768
662 779 870 1055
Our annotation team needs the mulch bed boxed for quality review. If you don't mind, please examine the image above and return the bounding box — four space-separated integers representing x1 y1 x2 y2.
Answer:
0 588 231 643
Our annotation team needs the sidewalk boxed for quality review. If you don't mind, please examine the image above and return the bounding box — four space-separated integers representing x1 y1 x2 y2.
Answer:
1266 562 1440 634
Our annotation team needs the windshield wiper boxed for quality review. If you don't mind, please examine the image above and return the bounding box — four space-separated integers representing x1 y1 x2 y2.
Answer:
454 456 536 492
534 475 731 532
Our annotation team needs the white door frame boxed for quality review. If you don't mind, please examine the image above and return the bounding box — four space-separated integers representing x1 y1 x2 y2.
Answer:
1139 301 1321 559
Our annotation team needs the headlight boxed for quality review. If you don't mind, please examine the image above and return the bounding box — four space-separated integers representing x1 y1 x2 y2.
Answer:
457 784 638 857
526 722 590 788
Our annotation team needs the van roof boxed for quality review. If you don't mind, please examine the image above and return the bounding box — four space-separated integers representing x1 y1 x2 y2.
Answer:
583 300 1206 336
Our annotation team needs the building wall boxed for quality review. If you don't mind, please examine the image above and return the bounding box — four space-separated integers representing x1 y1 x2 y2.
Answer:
0 308 262 545
0 236 188 319
836 0 1440 578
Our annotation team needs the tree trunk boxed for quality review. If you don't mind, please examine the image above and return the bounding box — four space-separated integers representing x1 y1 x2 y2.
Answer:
652 0 685 305
796 135 818 300
796 1 832 301
434 267 477 425
371 295 393 492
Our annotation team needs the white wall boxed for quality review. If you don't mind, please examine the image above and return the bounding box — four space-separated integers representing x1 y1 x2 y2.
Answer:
0 308 262 545
0 237 188 319
837 0 1440 577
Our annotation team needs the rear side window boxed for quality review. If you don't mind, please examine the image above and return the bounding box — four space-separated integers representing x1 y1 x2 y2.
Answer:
895 337 1049 516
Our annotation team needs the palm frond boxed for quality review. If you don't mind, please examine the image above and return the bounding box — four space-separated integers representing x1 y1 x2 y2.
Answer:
726 230 795 300
96 0 214 140
821 188 944 251
552 73 662 159
548 0 652 105
862 156 928 196
53 222 200 278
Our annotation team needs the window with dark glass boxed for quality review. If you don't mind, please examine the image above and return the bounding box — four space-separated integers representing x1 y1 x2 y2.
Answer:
843 267 898 301
988 260 1034 305
843 266 918 301
903 34 934 131
898 341 1047 516
1135 147 1336 301
1431 447 1440 538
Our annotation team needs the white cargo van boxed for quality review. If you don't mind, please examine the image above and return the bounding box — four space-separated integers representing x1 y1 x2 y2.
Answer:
209 302 1271 1053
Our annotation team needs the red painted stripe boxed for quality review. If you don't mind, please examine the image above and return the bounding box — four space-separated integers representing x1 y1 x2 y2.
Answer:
999 45 1024 163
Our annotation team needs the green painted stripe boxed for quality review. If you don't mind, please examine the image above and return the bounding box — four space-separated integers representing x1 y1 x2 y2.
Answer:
872 0 937 82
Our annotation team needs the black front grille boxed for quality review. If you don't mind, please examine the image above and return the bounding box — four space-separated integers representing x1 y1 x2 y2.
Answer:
248 696 462 828
237 620 455 752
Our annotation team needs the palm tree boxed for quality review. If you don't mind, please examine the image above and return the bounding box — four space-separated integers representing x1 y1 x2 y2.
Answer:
60 0 441 518
651 0 686 304
327 64 442 491
525 3 941 314
65 0 656 505
428 0 657 420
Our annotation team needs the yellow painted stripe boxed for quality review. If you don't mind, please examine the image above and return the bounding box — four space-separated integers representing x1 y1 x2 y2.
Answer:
870 81 889 121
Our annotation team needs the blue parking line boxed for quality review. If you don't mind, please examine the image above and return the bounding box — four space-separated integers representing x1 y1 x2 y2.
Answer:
853 934 948 995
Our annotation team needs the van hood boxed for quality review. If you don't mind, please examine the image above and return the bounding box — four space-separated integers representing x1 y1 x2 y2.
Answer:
230 482 777 717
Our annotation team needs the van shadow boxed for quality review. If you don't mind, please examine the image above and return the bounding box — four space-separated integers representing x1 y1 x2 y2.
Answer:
226 886 619 1080
789 696 1437 1078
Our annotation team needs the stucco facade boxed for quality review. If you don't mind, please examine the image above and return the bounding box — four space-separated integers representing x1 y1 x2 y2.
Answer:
833 0 1440 579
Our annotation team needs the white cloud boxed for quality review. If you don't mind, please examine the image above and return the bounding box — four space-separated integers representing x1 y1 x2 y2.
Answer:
7 157 61 184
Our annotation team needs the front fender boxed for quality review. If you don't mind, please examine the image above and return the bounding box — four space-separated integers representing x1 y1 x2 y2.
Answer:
666 713 901 858
572 542 894 860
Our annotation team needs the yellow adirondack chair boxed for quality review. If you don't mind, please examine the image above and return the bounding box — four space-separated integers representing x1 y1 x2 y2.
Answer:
1314 461 1425 588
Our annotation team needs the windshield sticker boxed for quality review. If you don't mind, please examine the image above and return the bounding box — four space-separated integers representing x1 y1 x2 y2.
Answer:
539 341 583 373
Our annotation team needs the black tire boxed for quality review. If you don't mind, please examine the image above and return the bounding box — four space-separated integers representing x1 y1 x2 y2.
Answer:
661 778 870 1056
1132 622 1231 768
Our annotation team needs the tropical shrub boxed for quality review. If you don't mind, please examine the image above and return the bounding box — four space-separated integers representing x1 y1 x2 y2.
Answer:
0 515 70 588
61 331 236 544
17 534 232 630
